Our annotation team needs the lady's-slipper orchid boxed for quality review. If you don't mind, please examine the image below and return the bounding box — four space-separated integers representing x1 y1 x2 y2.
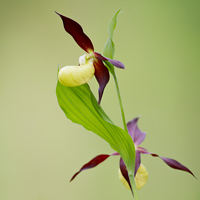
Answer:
58 54 95 87
56 12 125 104
70 117 195 191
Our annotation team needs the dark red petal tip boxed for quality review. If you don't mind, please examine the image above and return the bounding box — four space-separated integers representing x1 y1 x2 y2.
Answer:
127 117 146 146
94 52 125 69
93 58 110 104
55 11 94 53
70 154 110 182
138 147 196 178
119 158 133 193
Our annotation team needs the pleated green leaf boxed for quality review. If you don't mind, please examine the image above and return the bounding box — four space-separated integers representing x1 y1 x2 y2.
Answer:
56 81 136 178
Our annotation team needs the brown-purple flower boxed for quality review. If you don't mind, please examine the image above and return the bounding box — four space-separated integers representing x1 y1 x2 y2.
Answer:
56 12 125 104
70 117 195 190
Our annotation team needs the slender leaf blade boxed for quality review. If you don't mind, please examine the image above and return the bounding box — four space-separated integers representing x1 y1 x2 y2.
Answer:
108 9 121 39
56 81 135 178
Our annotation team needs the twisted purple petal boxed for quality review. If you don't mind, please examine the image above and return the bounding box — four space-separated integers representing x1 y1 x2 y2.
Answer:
94 52 125 69
135 150 141 176
138 147 195 177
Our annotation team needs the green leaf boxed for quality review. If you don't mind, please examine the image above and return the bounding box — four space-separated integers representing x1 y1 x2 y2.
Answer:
56 81 136 178
108 9 121 39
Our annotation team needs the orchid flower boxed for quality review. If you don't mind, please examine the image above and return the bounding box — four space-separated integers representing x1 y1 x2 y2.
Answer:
56 12 125 104
70 117 195 191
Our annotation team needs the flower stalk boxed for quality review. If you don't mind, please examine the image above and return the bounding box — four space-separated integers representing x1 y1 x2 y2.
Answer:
129 173 140 199
112 71 128 133
102 9 139 198
112 71 139 199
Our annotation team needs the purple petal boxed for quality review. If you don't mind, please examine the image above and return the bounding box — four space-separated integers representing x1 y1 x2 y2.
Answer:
135 150 141 176
94 52 125 69
70 154 111 182
138 147 195 177
55 12 94 53
160 157 196 177
111 152 120 156
127 117 146 146
119 158 133 193
93 58 110 104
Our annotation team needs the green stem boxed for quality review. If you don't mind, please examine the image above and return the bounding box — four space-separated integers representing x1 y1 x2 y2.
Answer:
112 72 128 132
129 173 140 200
112 71 139 200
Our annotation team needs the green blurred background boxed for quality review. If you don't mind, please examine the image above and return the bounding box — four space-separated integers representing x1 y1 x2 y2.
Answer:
0 0 199 199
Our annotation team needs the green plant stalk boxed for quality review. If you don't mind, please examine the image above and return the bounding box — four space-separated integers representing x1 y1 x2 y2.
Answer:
112 71 128 132
112 71 139 200
129 173 140 200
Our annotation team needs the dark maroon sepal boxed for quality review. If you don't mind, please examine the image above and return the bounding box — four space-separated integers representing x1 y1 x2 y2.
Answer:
138 147 196 178
93 58 110 104
94 52 125 69
127 117 146 146
70 154 110 182
119 158 133 193
55 12 94 53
